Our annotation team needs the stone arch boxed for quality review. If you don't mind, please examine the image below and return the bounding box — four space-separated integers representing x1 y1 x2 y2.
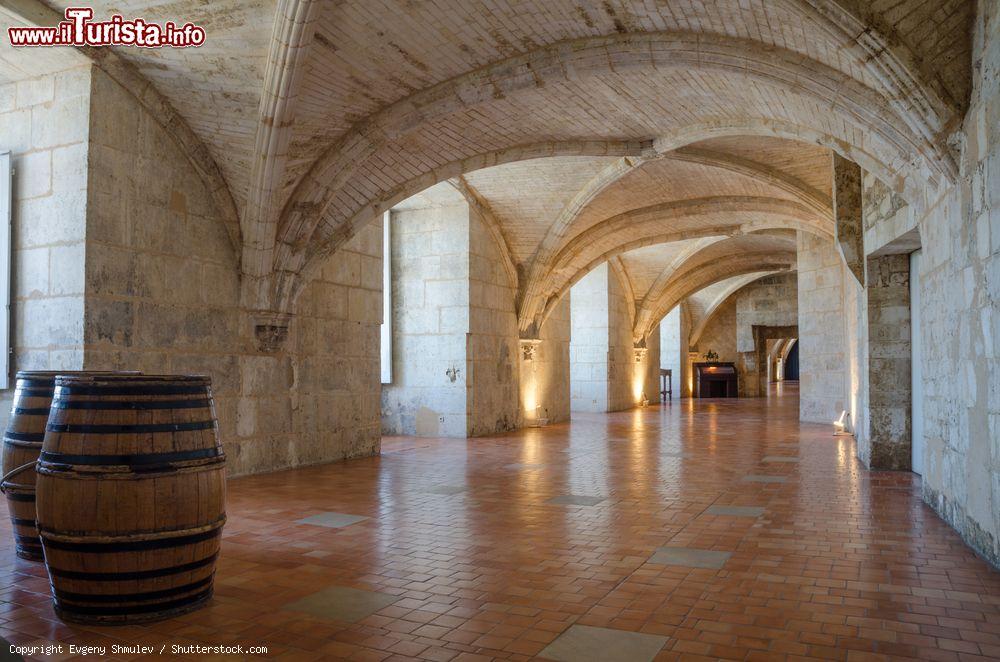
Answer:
263 27 955 313
523 197 827 334
633 252 797 344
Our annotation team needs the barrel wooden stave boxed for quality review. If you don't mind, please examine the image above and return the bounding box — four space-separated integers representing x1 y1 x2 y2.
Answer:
36 375 225 624
3 371 141 562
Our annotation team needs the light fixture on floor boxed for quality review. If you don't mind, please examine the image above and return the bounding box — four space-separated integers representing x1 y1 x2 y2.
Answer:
833 410 852 436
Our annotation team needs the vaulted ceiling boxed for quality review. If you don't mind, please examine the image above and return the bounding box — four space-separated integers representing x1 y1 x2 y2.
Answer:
1 0 975 317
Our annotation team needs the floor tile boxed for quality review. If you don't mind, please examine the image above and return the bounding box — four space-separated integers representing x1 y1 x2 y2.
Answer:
647 546 732 569
538 624 667 662
282 586 399 622
762 455 799 462
705 505 765 517
423 485 467 495
546 494 605 506
741 474 788 483
296 511 369 528
4 384 999 662
504 462 546 470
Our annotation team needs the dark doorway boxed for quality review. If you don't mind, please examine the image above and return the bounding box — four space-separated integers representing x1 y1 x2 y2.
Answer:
784 340 799 380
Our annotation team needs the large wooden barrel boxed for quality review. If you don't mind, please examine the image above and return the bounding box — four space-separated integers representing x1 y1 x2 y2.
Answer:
35 375 226 624
2 371 136 561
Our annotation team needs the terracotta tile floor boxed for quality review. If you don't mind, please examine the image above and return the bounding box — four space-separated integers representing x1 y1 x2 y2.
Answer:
3 385 1000 660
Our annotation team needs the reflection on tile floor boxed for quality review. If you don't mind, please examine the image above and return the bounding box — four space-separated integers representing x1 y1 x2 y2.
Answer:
2 385 999 660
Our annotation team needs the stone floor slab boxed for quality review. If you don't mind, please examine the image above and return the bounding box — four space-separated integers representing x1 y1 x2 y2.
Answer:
648 546 732 569
762 455 800 462
505 462 546 470
706 505 765 517
282 586 399 622
538 624 667 662
546 494 605 506
296 511 369 528
742 474 789 483
423 485 466 495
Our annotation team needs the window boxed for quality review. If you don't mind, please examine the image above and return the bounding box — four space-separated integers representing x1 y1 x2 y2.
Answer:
380 210 392 384
0 153 11 389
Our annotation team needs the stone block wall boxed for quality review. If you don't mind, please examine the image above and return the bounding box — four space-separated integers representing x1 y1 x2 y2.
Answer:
570 264 611 412
659 306 685 400
0 65 92 423
864 253 912 470
607 264 635 412
693 297 737 366
520 295 570 424
381 203 469 437
637 322 661 405
734 273 798 396
914 0 1000 568
81 67 383 476
797 232 851 423
690 273 797 398
467 205 520 435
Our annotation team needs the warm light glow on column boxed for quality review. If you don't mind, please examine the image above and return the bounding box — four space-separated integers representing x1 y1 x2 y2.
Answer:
520 338 543 423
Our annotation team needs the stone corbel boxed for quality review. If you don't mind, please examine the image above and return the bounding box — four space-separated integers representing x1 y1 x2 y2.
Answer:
252 311 292 353
520 338 542 361
633 344 648 363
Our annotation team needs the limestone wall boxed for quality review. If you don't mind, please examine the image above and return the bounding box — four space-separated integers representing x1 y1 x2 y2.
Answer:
381 203 469 437
864 253 912 470
0 65 92 423
82 67 383 476
734 273 798 396
693 297 737 365
797 232 851 423
467 205 520 435
638 322 661 405
520 295 570 424
915 0 1000 568
570 264 609 412
607 264 634 412
659 306 684 400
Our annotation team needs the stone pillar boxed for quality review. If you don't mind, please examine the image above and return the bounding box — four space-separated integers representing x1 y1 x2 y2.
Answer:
833 154 865 285
380 190 521 437
569 263 636 412
519 295 571 425
862 253 912 470
797 232 851 423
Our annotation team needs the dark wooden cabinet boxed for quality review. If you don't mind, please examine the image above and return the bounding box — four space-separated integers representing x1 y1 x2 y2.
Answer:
693 362 738 398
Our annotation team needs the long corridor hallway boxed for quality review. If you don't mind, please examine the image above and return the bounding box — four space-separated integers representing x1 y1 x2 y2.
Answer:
4 388 998 660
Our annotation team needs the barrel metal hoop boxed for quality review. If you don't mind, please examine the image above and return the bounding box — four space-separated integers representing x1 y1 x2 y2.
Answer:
54 385 208 396
46 420 216 434
39 447 222 468
3 431 46 443
48 552 219 582
53 575 214 604
39 519 225 550
54 587 213 617
50 398 213 411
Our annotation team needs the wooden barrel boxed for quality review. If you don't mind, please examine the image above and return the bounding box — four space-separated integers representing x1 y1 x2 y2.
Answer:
35 375 226 624
2 371 137 561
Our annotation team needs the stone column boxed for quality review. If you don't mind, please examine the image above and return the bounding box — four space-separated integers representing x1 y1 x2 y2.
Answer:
863 253 912 470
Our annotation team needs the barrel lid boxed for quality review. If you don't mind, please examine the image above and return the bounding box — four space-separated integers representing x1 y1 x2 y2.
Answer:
16 370 141 385
54 374 210 386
